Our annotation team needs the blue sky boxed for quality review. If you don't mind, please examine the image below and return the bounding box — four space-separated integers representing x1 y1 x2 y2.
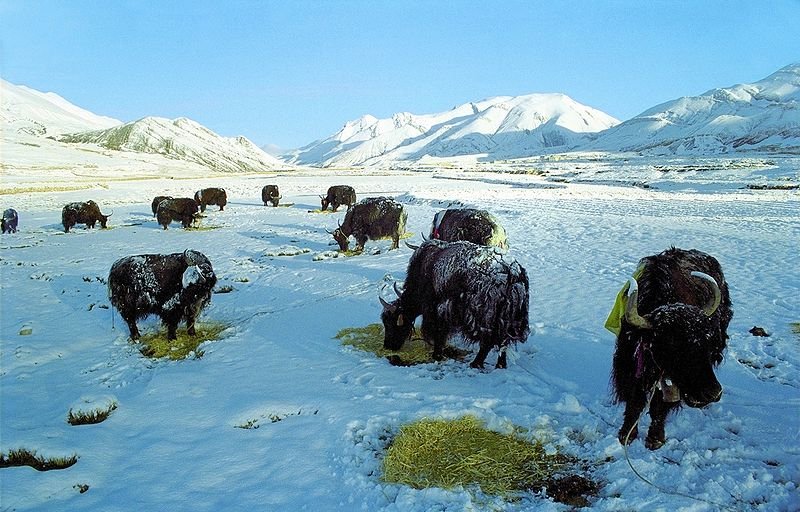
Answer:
1 1 797 149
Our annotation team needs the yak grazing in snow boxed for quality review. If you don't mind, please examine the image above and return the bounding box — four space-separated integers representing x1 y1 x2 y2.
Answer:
156 197 200 230
108 250 217 340
195 188 227 212
609 247 732 450
331 196 407 252
428 208 508 248
320 185 356 212
380 239 530 369
61 200 111 232
2 208 19 233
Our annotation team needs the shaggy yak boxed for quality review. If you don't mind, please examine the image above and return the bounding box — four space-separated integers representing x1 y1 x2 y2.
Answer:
380 239 530 369
151 196 173 216
61 200 111 232
156 198 200 229
320 185 356 212
108 250 217 340
262 185 281 207
608 247 732 450
2 208 19 233
195 188 227 212
331 196 407 252
429 208 508 248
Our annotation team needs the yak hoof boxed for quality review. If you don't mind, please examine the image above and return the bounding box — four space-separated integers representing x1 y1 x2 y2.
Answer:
618 425 638 445
645 436 665 450
469 360 486 369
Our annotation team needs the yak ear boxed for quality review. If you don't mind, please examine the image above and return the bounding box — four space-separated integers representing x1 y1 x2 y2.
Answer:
396 314 404 327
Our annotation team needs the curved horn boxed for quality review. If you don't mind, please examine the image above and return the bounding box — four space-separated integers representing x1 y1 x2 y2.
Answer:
691 271 722 317
324 227 334 234
393 281 404 297
421 232 428 241
337 219 342 228
319 194 325 199
379 296 392 308
624 278 652 329
405 241 420 250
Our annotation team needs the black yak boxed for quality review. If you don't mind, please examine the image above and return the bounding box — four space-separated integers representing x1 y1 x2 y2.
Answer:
429 208 508 248
332 196 407 252
108 250 217 340
195 188 227 212
380 239 530 369
608 247 732 450
320 185 356 212
151 196 173 216
2 208 18 233
62 200 111 232
262 185 281 207
156 198 200 230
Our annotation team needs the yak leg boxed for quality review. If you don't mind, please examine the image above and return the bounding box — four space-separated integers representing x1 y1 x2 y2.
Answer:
618 390 648 445
354 236 367 252
165 321 179 341
118 310 140 340
495 348 507 369
390 234 400 250
422 312 448 361
470 342 493 369
645 394 677 450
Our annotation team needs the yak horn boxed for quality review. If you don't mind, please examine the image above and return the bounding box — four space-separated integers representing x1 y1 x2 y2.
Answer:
421 232 428 241
393 281 404 297
405 241 420 250
624 278 652 329
691 271 722 317
324 227 334 234
379 296 391 308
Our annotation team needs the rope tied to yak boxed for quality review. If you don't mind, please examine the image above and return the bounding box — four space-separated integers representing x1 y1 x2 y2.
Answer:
621 378 737 511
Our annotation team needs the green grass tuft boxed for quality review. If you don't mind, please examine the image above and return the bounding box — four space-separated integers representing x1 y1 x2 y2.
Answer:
0 448 78 471
382 416 595 503
138 322 229 360
335 323 466 365
68 401 118 426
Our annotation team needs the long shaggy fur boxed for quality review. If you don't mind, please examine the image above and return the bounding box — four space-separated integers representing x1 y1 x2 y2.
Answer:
108 250 216 340
383 240 529 369
334 196 407 251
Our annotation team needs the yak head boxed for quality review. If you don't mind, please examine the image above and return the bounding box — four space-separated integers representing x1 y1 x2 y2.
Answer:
329 219 349 251
179 250 217 308
625 271 724 408
99 212 111 229
379 283 413 350
320 195 330 211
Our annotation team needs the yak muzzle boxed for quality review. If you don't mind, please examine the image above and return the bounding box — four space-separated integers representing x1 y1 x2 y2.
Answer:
684 383 722 408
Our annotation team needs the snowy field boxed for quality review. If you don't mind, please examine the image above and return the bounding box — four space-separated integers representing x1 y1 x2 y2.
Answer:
1 160 798 511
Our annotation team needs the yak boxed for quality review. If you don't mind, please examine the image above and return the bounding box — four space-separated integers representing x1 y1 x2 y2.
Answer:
331 196 407 252
108 250 217 340
195 188 227 212
608 247 732 450
262 185 281 207
2 208 18 233
380 239 530 369
429 208 508 248
151 196 173 216
62 200 111 232
156 198 200 230
320 185 356 212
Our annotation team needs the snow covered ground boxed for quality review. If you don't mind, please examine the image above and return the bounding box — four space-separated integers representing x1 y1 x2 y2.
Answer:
1 161 798 511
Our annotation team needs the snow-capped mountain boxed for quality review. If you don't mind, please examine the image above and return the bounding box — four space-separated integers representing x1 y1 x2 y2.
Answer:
284 94 620 167
59 116 283 173
0 79 121 136
590 63 800 154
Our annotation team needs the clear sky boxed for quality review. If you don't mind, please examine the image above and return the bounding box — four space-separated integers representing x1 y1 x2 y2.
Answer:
1 1 797 150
